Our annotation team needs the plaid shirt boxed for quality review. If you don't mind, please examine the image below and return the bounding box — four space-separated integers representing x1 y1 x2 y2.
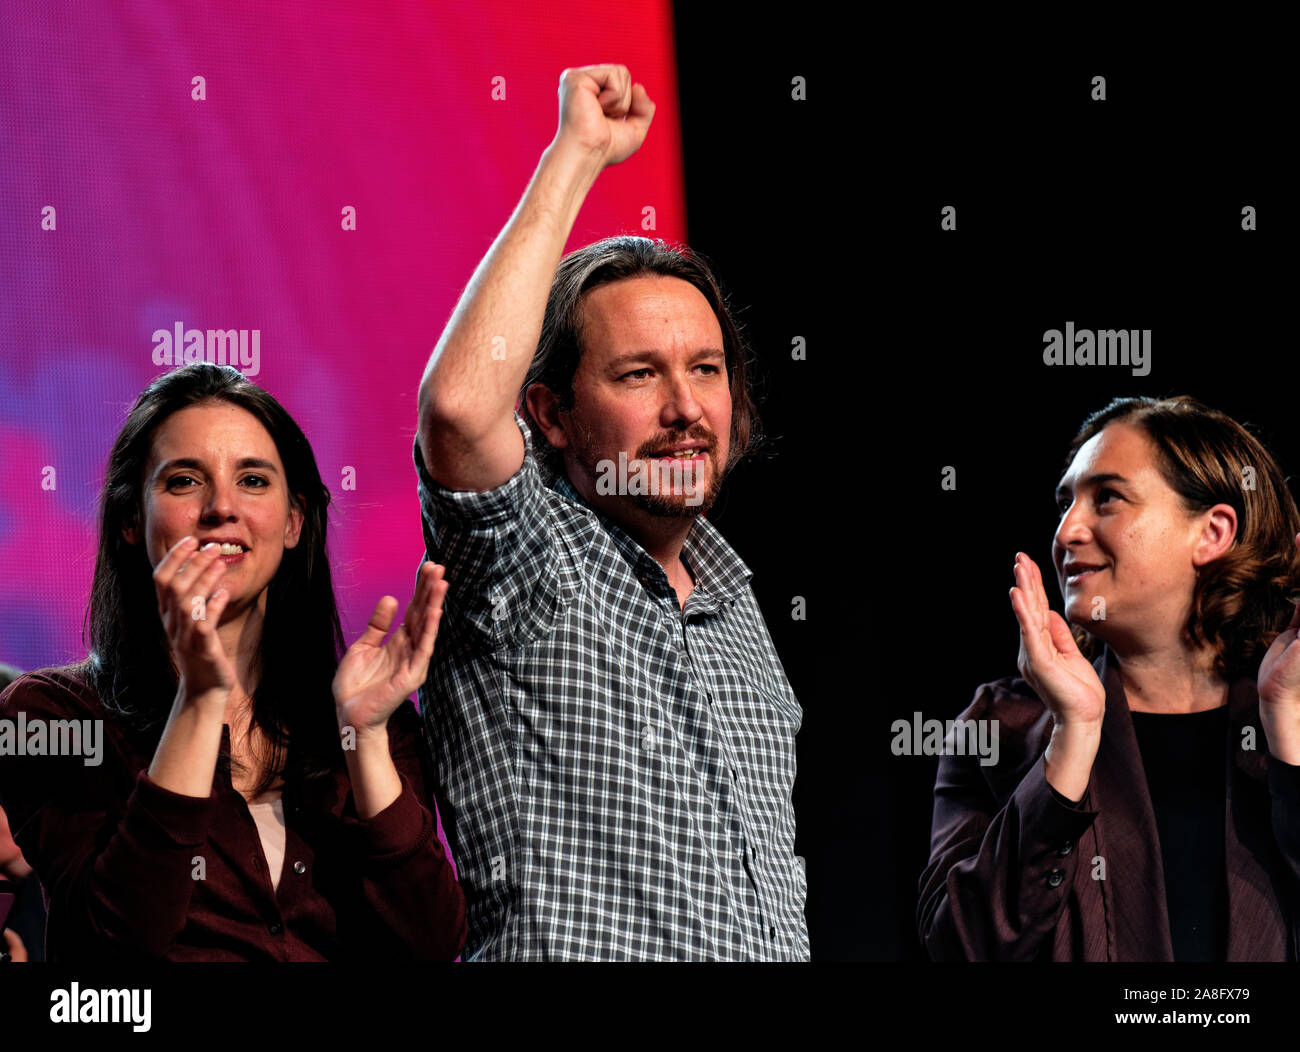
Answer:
413 417 808 960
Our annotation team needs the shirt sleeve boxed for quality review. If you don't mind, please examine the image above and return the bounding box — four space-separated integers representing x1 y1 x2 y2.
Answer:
916 684 1100 961
336 699 467 961
0 672 219 962
413 413 571 651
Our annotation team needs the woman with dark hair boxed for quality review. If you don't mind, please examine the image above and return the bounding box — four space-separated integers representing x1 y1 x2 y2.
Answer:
919 395 1300 961
0 363 466 961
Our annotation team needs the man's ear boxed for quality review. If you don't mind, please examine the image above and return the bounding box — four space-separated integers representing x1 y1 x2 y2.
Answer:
284 495 305 549
523 383 570 451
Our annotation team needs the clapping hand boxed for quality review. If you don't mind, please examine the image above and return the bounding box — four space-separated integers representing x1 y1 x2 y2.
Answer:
333 562 448 739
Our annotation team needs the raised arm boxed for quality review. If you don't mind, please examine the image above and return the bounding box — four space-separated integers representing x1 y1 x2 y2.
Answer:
417 64 654 492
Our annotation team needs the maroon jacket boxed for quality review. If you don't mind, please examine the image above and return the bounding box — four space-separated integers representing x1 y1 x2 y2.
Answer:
919 649 1300 961
0 666 467 962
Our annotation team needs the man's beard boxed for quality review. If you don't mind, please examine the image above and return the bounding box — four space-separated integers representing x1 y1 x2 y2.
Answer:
569 418 725 519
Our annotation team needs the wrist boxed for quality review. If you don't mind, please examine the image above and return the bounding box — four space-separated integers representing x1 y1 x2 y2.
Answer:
174 683 229 719
537 140 603 211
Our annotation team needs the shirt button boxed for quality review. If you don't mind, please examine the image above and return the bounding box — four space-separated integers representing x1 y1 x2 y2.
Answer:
292 860 306 875
1047 869 1065 888
268 923 283 936
1057 841 1074 857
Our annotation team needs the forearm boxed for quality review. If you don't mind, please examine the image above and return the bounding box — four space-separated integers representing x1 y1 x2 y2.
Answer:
1042 721 1101 803
920 757 1097 961
419 142 602 447
147 689 226 798
343 728 403 819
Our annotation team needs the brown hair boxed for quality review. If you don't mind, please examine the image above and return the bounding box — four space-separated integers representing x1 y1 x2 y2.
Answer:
519 235 763 482
1064 396 1300 681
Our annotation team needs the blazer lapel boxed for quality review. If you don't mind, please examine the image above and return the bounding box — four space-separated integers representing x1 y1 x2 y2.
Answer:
1224 679 1291 961
1089 649 1174 960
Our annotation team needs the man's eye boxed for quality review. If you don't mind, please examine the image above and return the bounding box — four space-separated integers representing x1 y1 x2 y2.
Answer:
621 369 651 380
1097 488 1119 505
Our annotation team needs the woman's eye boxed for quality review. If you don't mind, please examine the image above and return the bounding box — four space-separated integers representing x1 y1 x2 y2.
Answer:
167 475 197 489
1097 488 1119 505
241 475 269 488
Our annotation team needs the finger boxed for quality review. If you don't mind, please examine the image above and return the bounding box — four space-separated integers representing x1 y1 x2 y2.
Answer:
173 542 225 600
416 567 449 659
1013 557 1044 635
593 65 632 117
1046 610 1081 657
154 535 199 588
627 82 655 128
154 535 200 612
179 551 228 626
1010 583 1052 668
406 563 448 649
204 586 232 626
1024 554 1050 623
354 595 399 650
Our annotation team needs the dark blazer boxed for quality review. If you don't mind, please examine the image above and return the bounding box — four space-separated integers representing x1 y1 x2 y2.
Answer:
918 648 1300 961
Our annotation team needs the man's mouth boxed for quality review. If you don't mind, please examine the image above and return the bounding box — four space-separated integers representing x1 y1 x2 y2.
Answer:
1063 563 1106 583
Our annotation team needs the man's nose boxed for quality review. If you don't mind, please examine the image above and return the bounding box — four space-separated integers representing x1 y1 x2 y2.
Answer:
660 372 703 427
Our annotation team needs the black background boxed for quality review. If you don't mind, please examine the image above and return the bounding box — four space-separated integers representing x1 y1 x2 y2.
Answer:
673 11 1295 961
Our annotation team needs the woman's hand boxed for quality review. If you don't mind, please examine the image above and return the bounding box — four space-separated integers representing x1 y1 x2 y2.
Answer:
1257 534 1300 764
1011 552 1106 727
1011 552 1105 802
333 562 448 739
154 536 235 706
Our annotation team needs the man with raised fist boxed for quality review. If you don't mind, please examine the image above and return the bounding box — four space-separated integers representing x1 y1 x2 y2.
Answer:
414 64 807 960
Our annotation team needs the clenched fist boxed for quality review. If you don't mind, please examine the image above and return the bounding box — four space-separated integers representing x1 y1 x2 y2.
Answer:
553 64 655 169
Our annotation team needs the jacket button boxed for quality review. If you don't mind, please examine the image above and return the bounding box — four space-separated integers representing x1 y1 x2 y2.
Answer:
293 860 306 875
268 923 283 935
1057 841 1074 857
1047 869 1065 888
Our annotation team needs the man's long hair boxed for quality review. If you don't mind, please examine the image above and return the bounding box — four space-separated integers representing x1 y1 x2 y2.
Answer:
519 236 764 483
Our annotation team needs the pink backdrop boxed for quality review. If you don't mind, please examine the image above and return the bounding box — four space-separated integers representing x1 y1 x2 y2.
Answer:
0 0 687 868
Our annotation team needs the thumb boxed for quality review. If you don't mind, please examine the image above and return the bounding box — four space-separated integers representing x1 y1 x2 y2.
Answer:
354 596 398 650
1046 610 1081 657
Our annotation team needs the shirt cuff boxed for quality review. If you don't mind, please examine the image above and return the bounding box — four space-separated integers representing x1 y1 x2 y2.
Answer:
131 770 219 846
413 413 538 527
349 774 433 862
1014 756 1099 848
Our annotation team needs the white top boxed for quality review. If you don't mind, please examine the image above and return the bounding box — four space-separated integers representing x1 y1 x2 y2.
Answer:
245 797 286 893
